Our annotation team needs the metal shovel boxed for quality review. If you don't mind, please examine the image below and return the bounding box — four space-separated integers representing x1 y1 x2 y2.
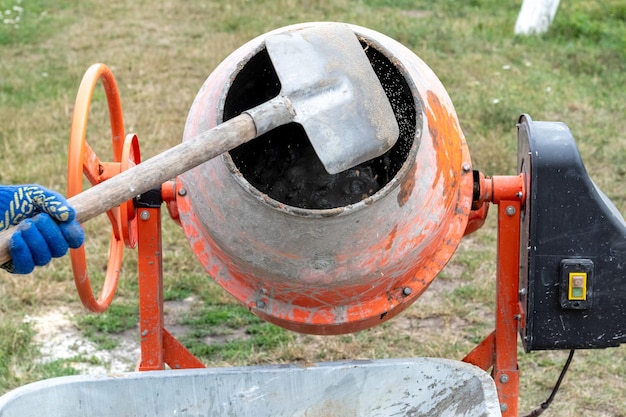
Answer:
0 23 399 263
250 23 399 174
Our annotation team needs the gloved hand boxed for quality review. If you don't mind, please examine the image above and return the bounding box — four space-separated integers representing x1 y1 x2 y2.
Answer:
0 184 84 274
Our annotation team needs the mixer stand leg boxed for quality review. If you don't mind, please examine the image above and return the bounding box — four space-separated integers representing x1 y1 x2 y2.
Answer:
136 199 204 371
463 175 524 417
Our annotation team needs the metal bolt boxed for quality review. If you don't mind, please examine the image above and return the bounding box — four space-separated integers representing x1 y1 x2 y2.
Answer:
514 314 522 320
519 288 527 296
516 191 523 198
500 403 508 412
140 210 150 220
402 287 412 296
499 374 509 384
505 205 516 216
462 163 471 172
178 188 187 197
256 300 266 309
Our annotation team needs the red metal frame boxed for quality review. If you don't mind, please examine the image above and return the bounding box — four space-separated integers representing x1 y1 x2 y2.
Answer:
136 198 204 371
463 174 525 417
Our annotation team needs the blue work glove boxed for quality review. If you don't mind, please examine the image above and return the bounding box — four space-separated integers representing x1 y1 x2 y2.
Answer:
0 184 84 274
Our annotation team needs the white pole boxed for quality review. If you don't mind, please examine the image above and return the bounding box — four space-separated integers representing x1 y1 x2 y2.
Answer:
515 0 560 35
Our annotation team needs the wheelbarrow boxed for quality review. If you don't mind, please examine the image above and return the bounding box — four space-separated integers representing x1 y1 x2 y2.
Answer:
0 358 501 417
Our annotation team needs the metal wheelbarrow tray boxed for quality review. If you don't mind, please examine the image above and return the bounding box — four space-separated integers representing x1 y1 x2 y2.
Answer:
0 358 501 417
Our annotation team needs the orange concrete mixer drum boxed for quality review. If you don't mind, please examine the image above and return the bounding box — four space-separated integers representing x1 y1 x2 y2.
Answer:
177 22 473 335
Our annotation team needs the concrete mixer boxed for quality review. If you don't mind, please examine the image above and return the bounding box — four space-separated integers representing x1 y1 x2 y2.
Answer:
1 21 625 417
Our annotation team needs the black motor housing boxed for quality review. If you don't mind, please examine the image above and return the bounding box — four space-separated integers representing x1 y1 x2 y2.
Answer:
518 114 626 351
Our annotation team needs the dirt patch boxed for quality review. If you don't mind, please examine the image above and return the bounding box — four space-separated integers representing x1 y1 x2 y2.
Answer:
162 296 196 339
25 298 196 375
26 307 140 375
26 296 264 374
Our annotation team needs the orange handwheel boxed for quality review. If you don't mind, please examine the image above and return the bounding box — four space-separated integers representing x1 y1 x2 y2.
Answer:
67 63 139 313
120 134 141 248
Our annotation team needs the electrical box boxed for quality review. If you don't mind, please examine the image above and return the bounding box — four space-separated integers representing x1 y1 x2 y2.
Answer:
517 115 626 351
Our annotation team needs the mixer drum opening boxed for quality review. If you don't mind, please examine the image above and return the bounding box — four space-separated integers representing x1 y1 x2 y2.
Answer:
226 45 416 210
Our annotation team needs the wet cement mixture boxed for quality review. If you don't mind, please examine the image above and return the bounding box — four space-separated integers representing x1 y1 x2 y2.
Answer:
232 124 382 209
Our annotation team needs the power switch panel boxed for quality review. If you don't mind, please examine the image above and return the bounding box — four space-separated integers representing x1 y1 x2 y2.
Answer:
568 273 586 300
560 259 593 310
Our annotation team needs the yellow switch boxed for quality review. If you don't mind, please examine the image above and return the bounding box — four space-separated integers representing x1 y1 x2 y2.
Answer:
568 272 587 300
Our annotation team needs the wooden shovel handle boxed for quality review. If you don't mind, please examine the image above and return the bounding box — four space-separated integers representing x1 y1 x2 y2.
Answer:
0 114 257 266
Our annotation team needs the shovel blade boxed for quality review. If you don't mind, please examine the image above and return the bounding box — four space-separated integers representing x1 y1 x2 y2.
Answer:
265 23 399 174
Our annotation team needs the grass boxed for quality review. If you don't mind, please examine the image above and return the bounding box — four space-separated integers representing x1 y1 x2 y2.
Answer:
75 303 138 350
0 317 79 393
181 316 293 364
0 0 625 415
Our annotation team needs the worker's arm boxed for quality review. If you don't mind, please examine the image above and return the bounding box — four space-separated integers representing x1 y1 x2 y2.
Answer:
0 184 84 274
